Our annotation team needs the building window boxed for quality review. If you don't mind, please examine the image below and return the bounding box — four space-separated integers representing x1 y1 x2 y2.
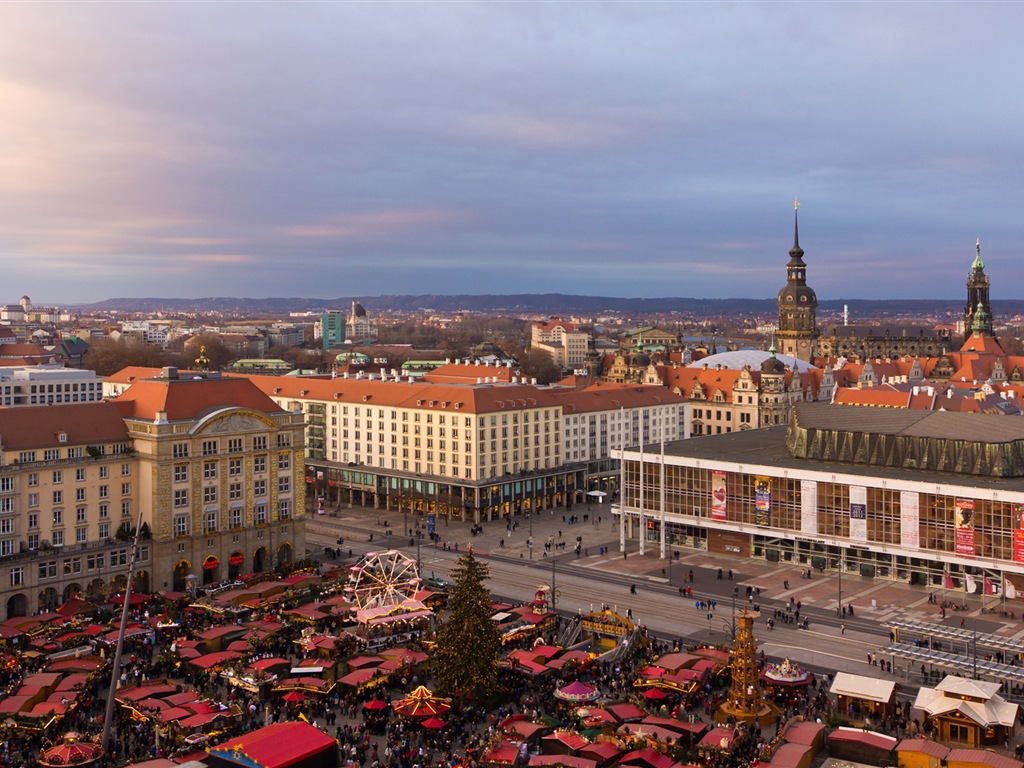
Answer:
98 503 108 519
121 482 131 496
228 438 242 453
98 485 108 499
254 457 266 474
20 452 37 465
254 479 266 497
229 458 242 477
277 500 291 520
203 486 217 504
28 512 38 530
76 488 86 502
76 507 86 523
76 468 86 482
53 470 63 484
255 504 267 525
76 527 87 544
9 567 23 587
173 515 189 537
229 483 242 501
204 511 218 533
230 508 242 528
98 523 109 540
278 453 291 471
172 443 189 459
44 449 60 462
53 490 63 505
277 476 290 494
174 490 188 508
174 464 188 483
121 501 131 517
52 530 64 547
202 440 218 456
277 434 291 448
253 436 268 451
99 466 108 479
204 461 217 480
121 463 130 476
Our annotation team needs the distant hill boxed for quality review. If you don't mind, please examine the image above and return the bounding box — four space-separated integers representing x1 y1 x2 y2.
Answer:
68 294 1024 318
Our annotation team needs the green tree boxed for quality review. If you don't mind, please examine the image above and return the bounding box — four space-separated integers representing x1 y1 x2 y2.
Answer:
432 547 499 703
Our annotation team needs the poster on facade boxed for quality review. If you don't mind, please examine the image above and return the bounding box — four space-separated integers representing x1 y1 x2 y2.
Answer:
954 498 975 556
849 485 867 541
1014 504 1024 563
900 491 920 550
711 470 727 521
755 476 771 527
800 480 817 534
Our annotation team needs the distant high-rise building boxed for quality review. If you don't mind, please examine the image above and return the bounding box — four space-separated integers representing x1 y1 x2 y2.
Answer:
320 311 345 350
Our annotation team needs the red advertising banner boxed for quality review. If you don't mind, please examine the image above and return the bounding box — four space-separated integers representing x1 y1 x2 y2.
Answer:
1013 504 1024 563
954 498 975 556
711 470 727 521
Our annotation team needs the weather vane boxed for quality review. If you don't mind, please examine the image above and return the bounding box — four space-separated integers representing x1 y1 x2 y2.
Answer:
794 198 800 211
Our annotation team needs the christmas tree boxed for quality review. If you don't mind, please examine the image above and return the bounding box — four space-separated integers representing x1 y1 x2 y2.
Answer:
433 545 499 703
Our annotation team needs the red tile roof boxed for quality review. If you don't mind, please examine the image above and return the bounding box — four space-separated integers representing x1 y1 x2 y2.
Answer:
115 374 285 421
0 402 128 451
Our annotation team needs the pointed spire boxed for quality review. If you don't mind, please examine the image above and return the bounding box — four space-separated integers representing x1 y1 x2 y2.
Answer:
788 199 804 263
972 238 985 271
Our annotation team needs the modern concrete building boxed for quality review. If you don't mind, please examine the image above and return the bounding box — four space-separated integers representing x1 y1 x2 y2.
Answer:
616 401 1024 595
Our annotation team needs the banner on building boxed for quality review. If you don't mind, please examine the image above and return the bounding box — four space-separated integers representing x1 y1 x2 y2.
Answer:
800 480 817 535
954 498 975 556
755 476 771 527
900 491 920 550
711 470 727 521
849 485 867 541
1013 503 1024 563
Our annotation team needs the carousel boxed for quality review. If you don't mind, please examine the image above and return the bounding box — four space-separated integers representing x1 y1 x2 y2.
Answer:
38 732 103 767
760 657 814 693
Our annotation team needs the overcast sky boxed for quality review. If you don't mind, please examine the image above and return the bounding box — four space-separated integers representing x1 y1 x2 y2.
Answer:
2 3 1022 305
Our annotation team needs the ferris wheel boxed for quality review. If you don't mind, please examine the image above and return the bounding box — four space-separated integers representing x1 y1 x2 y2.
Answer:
346 550 421 609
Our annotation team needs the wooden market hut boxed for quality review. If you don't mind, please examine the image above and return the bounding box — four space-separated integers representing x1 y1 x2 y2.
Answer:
830 671 898 724
897 738 950 768
913 676 1018 748
827 727 898 765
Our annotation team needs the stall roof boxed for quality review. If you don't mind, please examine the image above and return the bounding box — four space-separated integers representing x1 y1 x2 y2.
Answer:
829 672 897 704
206 721 336 768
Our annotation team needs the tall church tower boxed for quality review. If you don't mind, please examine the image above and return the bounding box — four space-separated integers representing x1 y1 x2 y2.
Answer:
964 240 993 342
776 203 819 363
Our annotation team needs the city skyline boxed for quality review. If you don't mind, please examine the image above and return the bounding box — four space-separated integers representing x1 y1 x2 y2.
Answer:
2 3 1023 304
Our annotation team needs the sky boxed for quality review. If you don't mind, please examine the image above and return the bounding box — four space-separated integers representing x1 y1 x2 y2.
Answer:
2 2 1023 305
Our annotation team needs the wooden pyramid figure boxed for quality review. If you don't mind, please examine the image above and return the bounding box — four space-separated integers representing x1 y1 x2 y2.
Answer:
716 610 780 725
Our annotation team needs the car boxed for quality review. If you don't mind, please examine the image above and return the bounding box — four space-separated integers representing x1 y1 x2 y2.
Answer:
423 576 449 591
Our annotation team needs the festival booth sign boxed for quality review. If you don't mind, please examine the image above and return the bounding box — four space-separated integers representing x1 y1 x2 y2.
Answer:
617 722 685 747
205 720 338 768
581 610 635 652
392 685 452 719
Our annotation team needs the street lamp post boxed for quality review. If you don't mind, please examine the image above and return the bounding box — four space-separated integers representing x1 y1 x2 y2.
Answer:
730 585 739 640
551 557 557 608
